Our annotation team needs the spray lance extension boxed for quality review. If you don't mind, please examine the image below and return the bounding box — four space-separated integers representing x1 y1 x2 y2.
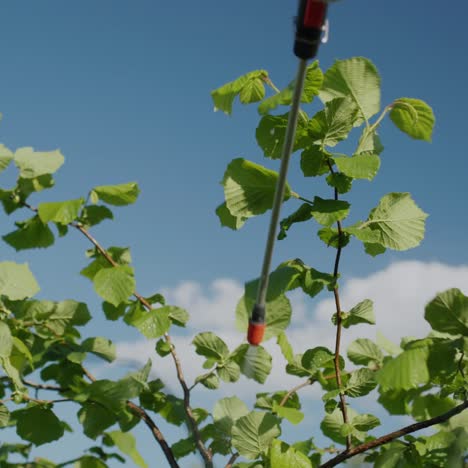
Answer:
247 0 329 346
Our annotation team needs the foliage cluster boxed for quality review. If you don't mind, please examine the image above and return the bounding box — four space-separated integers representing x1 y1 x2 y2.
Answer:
0 57 466 467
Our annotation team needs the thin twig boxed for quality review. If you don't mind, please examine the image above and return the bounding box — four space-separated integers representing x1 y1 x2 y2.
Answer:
327 160 351 451
23 379 65 392
279 379 314 407
127 401 180 468
320 400 468 467
225 452 240 468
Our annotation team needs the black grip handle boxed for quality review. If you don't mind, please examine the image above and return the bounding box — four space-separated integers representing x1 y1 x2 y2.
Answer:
294 0 328 60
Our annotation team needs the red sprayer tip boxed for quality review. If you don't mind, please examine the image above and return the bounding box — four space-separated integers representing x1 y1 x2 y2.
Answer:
247 322 266 346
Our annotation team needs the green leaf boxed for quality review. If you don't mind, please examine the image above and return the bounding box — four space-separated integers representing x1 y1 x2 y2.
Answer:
195 372 219 389
216 202 247 230
217 360 241 383
132 307 171 339
232 344 272 384
300 146 330 177
231 411 281 459
364 242 386 257
424 288 468 336
78 402 117 439
277 332 294 364
320 407 358 445
155 338 171 357
38 299 91 335
377 340 430 390
326 172 353 194
258 61 323 114
308 98 358 147
320 57 381 125
93 266 135 307
364 192 428 251
0 322 13 358
213 396 249 436
211 70 268 114
342 299 375 328
345 368 377 397
376 331 402 356
300 267 336 298
38 198 85 225
0 144 13 173
3 216 55 251
239 78 266 104
358 127 384 155
79 205 114 227
82 337 116 363
74 456 107 468
390 98 435 142
269 440 312 468
90 182 140 206
317 227 350 249
81 246 132 280
14 147 64 179
310 197 350 226
192 332 229 361
167 306 189 327
301 347 336 376
1 356 25 391
223 158 291 219
333 153 381 180
107 431 148 468
278 204 313 240
272 403 304 425
256 112 309 159
0 403 10 428
347 338 383 367
16 406 64 445
236 294 291 341
0 262 40 299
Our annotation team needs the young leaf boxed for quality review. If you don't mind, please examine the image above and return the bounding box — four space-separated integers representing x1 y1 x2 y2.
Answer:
320 407 358 445
345 368 377 397
217 360 241 383
106 431 148 468
213 396 249 436
300 146 330 177
93 265 135 307
195 372 220 390
0 261 40 300
326 172 353 194
0 403 10 428
236 294 292 341
78 403 117 439
38 198 84 225
0 144 13 173
424 288 468 336
310 197 350 226
232 344 272 384
167 306 189 327
277 332 294 364
308 97 358 147
363 192 428 251
301 347 336 375
0 322 13 358
223 158 291 219
269 440 312 468
211 70 268 114
272 403 305 425
14 147 64 179
215 202 247 230
16 406 65 445
3 216 55 251
132 307 171 339
318 227 350 249
342 299 375 328
278 204 313 240
357 127 384 155
347 338 383 367
90 182 140 206
320 57 381 125
258 61 323 114
155 338 171 357
192 332 229 361
300 267 336 298
333 153 381 180
231 411 281 459
79 205 114 227
256 112 309 159
82 337 116 363
390 98 435 141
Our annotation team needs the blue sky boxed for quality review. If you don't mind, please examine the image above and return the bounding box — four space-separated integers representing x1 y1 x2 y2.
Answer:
1 0 467 466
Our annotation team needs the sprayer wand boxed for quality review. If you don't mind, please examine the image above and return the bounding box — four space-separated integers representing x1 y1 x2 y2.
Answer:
247 0 329 346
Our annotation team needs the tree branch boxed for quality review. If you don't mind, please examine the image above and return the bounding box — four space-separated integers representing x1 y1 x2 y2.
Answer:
225 452 240 468
279 379 314 407
327 160 351 450
320 400 468 467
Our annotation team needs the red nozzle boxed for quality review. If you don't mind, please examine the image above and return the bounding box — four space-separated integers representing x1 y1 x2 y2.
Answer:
247 322 266 346
303 0 327 29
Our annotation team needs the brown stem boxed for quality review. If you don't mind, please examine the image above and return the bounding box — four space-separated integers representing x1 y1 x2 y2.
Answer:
320 400 468 467
225 453 240 468
326 160 351 451
279 379 314 407
127 401 180 468
23 379 65 392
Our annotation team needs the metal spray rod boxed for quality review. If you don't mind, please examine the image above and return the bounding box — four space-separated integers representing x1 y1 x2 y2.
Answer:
247 0 329 346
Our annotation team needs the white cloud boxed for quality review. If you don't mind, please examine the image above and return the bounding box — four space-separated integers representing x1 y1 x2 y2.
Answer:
115 261 468 400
